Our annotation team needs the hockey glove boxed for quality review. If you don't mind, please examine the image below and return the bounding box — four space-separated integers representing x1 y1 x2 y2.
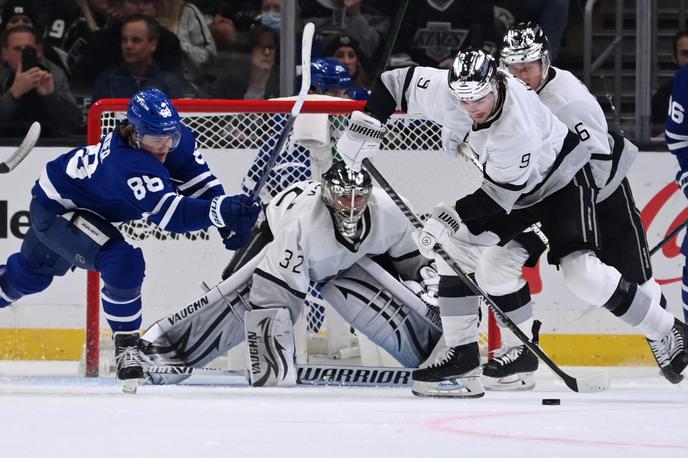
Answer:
677 170 688 200
414 204 461 259
210 194 261 250
335 110 385 171
218 225 252 250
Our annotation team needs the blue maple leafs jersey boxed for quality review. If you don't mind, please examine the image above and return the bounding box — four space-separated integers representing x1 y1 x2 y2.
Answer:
32 124 225 233
666 65 688 172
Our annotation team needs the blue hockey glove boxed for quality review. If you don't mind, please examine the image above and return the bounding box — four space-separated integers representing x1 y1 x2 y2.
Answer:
218 225 252 250
676 170 688 200
210 194 261 250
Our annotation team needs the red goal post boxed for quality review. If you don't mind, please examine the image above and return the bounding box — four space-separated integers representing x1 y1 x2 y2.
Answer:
85 98 500 377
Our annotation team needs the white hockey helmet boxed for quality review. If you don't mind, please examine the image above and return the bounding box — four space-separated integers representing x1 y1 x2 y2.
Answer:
500 21 551 76
448 49 499 101
321 161 372 237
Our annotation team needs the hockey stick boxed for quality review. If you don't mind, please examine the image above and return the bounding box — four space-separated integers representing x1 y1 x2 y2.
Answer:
0 121 41 173
145 363 413 387
649 219 688 256
371 0 410 82
248 22 315 204
362 158 610 393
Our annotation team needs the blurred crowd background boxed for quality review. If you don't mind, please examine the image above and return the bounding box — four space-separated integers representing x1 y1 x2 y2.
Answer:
0 0 681 147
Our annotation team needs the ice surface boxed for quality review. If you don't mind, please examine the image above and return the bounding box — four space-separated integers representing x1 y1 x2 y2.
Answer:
1 363 687 458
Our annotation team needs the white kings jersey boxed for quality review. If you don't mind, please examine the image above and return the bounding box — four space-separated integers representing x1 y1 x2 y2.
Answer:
248 181 424 311
379 66 589 212
537 67 637 202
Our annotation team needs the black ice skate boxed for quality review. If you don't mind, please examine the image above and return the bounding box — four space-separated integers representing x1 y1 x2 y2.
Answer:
647 318 688 384
482 345 538 390
114 331 144 394
482 321 541 391
412 342 483 398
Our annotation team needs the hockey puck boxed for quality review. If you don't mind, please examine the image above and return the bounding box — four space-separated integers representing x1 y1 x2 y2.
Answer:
542 398 560 405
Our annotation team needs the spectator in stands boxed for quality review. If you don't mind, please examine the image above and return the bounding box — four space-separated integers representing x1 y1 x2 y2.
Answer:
209 1 260 52
258 0 282 32
323 33 370 98
211 24 278 100
0 0 71 76
653 30 688 132
92 14 184 102
75 0 182 87
301 0 392 64
0 25 82 137
156 0 216 89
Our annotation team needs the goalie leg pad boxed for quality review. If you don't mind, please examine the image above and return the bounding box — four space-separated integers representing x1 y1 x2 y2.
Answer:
244 308 297 387
322 263 442 368
140 268 256 384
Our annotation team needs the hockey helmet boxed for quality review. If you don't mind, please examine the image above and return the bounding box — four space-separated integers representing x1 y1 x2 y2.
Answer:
311 57 352 93
500 22 551 78
321 160 372 237
448 49 499 101
127 88 182 150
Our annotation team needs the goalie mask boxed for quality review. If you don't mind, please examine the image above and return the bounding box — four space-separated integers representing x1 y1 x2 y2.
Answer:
448 49 499 102
500 22 551 88
321 161 372 237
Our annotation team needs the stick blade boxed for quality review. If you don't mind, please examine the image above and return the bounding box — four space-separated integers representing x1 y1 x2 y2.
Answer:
0 121 41 173
564 370 610 393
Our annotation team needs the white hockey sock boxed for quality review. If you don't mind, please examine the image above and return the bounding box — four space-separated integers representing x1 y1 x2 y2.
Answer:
500 315 535 348
440 313 479 347
636 299 675 341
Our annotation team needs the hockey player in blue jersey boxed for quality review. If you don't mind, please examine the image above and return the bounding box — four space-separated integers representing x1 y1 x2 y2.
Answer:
0 88 261 392
667 65 688 324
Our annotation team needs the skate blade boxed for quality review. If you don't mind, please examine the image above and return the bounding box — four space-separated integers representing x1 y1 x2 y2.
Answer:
483 372 535 391
120 378 141 394
412 376 484 399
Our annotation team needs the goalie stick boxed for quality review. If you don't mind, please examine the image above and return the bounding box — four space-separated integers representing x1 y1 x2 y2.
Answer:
144 364 413 388
362 158 610 394
0 121 40 173
249 22 315 204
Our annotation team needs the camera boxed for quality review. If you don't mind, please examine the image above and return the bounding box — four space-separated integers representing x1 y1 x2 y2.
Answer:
21 47 39 71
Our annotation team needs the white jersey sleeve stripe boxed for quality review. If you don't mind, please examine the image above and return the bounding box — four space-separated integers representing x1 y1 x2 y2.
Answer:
38 168 77 209
158 195 184 230
149 192 177 216
667 140 688 151
189 179 222 198
177 171 212 191
666 130 688 141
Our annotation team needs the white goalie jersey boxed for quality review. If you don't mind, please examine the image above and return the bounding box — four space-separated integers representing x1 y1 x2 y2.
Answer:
537 67 637 202
249 181 424 311
379 66 588 212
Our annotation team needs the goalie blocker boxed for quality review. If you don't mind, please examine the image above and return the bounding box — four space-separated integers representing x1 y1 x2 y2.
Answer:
336 110 386 171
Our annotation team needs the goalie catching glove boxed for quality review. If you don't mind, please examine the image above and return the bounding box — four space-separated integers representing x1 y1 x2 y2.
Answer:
415 204 461 259
209 194 262 250
335 110 386 171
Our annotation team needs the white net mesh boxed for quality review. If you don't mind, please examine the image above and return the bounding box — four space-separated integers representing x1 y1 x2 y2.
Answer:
92 100 488 365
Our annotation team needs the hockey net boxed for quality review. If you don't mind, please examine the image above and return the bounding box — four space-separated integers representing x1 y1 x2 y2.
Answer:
84 99 498 376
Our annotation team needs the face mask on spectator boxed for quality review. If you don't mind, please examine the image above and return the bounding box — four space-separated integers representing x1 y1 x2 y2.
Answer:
261 11 281 31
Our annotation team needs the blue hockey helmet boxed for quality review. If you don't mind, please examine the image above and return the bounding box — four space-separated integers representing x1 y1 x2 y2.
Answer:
310 57 352 93
127 88 182 150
